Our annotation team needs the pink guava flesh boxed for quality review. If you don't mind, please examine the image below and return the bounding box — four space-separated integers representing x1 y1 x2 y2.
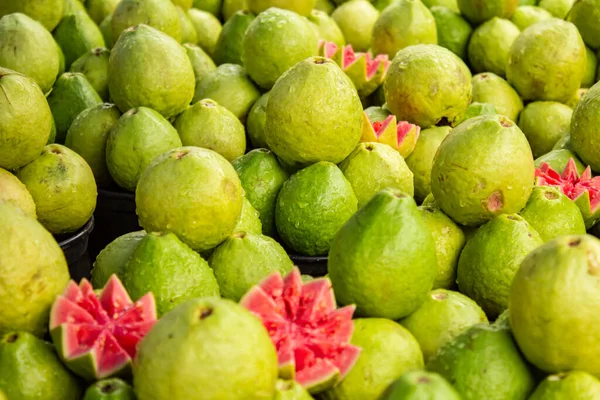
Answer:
370 115 421 148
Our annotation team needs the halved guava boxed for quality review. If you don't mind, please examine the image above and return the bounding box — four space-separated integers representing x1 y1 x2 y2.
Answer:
361 112 421 158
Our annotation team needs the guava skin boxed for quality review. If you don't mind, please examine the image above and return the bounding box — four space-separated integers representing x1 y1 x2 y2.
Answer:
0 168 36 218
247 0 316 16
331 0 379 53
246 92 270 149
213 11 255 66
70 47 112 101
83 378 135 400
571 81 600 172
430 6 473 61
308 10 345 48
535 149 585 174
91 231 147 289
529 371 600 399
518 101 572 158
567 0 600 50
0 0 64 32
457 0 519 25
234 197 263 235
467 17 520 78
53 7 106 69
511 6 553 30
378 370 461 400
111 0 182 43
471 72 523 123
187 9 222 56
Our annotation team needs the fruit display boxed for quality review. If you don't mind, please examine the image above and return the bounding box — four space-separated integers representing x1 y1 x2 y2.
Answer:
3 0 600 399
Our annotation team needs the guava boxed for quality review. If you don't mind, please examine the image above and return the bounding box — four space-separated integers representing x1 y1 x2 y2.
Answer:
571 81 600 172
430 6 473 61
248 0 316 15
91 230 147 288
0 202 70 336
458 102 498 124
511 5 553 30
423 0 460 11
583 47 598 88
136 147 243 252
188 8 222 56
457 0 519 24
0 0 64 31
70 47 111 101
468 17 520 77
17 144 97 234
378 370 461 400
194 0 223 16
364 106 391 123
384 44 472 128
177 6 198 45
106 107 183 192
331 0 379 52
315 0 336 13
108 24 195 119
174 99 246 162
65 103 121 188
222 0 249 21
535 149 585 174
308 10 345 48
83 378 136 400
567 0 600 50
111 0 182 43
274 380 314 400
529 371 600 399
184 43 217 94
246 92 270 149
507 19 587 103
517 101 572 158
85 0 120 25
99 16 114 49
0 167 36 218
339 142 414 208
509 235 600 377
471 72 523 122
213 10 254 66
235 196 262 235
0 13 61 93
329 188 437 319
275 161 357 255
539 0 575 18
134 297 278 400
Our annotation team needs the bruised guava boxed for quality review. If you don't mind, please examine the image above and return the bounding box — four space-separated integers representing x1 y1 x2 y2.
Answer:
360 112 420 158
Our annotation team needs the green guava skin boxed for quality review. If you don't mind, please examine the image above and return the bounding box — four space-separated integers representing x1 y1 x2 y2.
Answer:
234 197 262 235
122 232 220 316
222 0 249 21
184 43 216 95
0 332 82 400
174 99 246 162
468 17 520 78
331 0 379 52
568 0 600 50
70 47 111 101
423 0 460 12
571 81 600 172
405 126 451 203
246 92 270 149
518 101 573 158
178 6 198 45
267 57 363 165
457 214 543 318
509 234 600 377
430 6 473 61
427 324 536 400
136 147 243 252
535 149 586 174
106 107 182 192
53 7 106 69
431 115 534 226
187 9 222 56
384 44 472 128
0 167 36 218
213 11 255 66
0 203 70 336
91 230 147 288
0 13 60 94
243 8 317 90
193 63 260 122
308 10 345 48
314 0 335 13
108 24 195 119
17 144 97 235
418 204 466 290
274 379 314 400
458 102 498 124
65 103 121 188
320 318 424 400
99 16 114 49
457 0 519 25
328 188 437 320
209 232 294 301
194 0 222 16
339 142 414 209
133 297 278 400
529 371 600 399
83 378 135 400
399 289 487 362
232 149 289 237
47 72 103 144
378 370 461 400
372 0 438 59
85 0 120 25
0 68 52 171
248 0 315 15
539 0 575 18
511 6 553 30
583 47 598 88
275 161 357 256
0 0 64 32
507 19 587 104
520 187 586 243
471 72 523 122
111 0 182 43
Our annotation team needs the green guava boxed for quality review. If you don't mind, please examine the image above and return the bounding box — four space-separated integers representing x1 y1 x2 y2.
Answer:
507 19 587 103
248 0 316 15
232 148 289 237
535 149 585 174
571 80 600 172
108 24 195 119
99 15 114 49
65 103 121 188
457 0 519 24
184 43 217 94
378 370 461 400
520 186 586 242
308 10 345 48
384 44 472 128
243 8 317 90
275 161 357 255
0 0 64 31
111 0 182 43
194 0 223 16
91 230 147 288
568 87 589 108
319 318 424 400
423 0 460 11
518 101 572 158
0 202 70 336
0 68 52 170
177 6 198 45
509 234 600 377
133 297 278 400
458 102 498 124
0 332 82 400
235 196 262 235
331 0 379 52
246 92 270 149
328 188 437 319
431 115 534 226
511 6 553 30
106 107 183 192
539 0 575 18
314 0 335 13
85 0 120 25
188 8 222 56
529 371 600 399
372 0 438 59
70 47 111 101
122 232 220 316
471 72 523 122
17 144 97 234
213 11 255 66
567 0 600 50
430 6 473 61
174 99 246 162
583 47 598 88
0 13 61 93
222 0 249 21
468 17 520 77
274 379 314 400
83 378 135 400
427 324 536 400
0 168 36 218
136 147 243 252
